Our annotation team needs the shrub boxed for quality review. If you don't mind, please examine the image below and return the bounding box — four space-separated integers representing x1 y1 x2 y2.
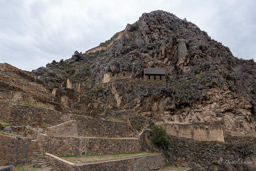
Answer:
96 86 104 93
150 125 169 148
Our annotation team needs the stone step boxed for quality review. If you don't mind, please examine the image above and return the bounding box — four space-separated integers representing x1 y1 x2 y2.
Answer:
45 152 167 171
39 135 141 156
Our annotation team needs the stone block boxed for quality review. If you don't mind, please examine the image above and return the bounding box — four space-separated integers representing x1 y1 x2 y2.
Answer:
0 165 15 171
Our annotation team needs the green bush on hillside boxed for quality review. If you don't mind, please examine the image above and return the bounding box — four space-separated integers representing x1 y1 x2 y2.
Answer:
150 125 169 148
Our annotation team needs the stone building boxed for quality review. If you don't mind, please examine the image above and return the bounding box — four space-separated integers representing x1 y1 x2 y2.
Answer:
102 68 166 84
143 68 166 83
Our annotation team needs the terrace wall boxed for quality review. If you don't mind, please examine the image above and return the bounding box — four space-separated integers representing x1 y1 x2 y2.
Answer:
0 134 32 166
0 100 63 128
39 135 141 156
163 122 224 142
62 114 135 138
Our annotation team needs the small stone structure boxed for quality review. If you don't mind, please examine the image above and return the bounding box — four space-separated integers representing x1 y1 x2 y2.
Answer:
144 68 166 83
102 72 133 83
55 79 81 107
163 122 224 142
61 79 80 93
102 68 166 84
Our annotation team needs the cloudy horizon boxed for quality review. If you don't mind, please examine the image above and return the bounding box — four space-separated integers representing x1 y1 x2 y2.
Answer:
0 0 255 71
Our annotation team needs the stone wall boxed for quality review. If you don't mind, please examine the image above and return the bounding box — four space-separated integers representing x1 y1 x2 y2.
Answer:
0 134 32 166
61 79 80 93
165 135 256 171
0 101 63 128
46 153 166 171
46 120 78 137
85 46 107 54
62 114 135 138
103 72 133 83
163 122 224 142
144 74 166 84
39 135 141 156
85 24 130 54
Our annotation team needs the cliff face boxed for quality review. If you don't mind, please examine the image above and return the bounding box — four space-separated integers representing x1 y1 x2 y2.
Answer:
31 10 256 135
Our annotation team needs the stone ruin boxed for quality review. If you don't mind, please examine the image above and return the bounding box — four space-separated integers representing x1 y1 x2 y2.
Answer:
103 68 166 85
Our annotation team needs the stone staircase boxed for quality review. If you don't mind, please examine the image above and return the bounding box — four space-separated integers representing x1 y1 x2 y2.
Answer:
38 115 167 171
31 140 49 168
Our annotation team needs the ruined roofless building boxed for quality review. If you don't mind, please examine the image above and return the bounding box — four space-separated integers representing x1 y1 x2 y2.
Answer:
102 68 166 84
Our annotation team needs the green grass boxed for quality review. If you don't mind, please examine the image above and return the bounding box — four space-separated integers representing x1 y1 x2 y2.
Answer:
160 166 189 171
87 86 105 95
6 101 48 110
0 131 17 136
0 120 13 127
16 164 47 171
107 118 126 123
50 81 59 84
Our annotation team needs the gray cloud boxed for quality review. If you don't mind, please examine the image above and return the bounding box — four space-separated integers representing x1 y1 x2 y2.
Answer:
0 0 255 71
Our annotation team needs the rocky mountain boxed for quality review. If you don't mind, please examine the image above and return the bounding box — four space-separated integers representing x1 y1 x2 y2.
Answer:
32 10 256 135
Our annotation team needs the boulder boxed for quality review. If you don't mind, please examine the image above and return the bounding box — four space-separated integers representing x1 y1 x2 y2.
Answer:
25 125 44 139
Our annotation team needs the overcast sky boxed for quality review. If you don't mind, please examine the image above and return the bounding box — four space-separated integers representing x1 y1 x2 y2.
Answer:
0 0 255 71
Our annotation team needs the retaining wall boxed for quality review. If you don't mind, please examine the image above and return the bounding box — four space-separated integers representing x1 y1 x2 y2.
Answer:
85 24 130 54
46 120 78 137
45 153 166 171
0 100 63 128
62 114 135 138
163 122 224 142
0 134 32 166
39 135 141 156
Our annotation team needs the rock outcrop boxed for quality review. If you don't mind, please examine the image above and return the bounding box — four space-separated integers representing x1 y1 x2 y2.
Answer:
31 10 256 135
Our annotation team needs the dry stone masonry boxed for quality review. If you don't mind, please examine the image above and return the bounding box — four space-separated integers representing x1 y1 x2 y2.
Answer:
0 134 32 166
